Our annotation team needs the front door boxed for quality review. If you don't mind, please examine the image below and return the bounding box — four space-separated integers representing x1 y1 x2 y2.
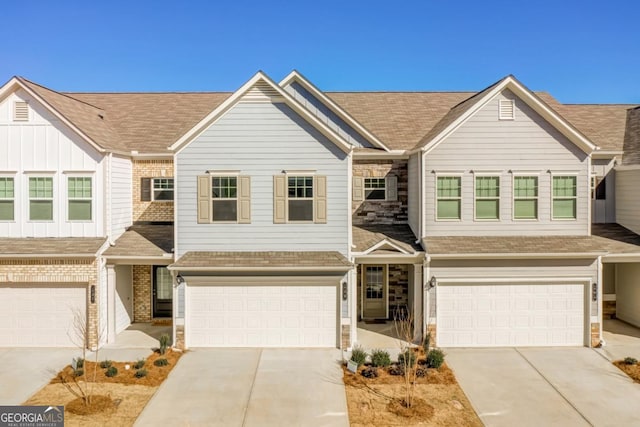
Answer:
153 266 173 318
363 265 387 319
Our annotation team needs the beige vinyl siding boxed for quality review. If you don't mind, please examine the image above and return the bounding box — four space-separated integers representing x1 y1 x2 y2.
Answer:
424 89 590 236
615 168 640 234
408 154 420 236
176 102 349 257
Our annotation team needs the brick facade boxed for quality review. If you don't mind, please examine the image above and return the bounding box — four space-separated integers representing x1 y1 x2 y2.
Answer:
352 160 408 225
341 325 350 349
0 259 99 348
590 322 601 347
133 160 175 222
133 265 152 322
175 325 185 350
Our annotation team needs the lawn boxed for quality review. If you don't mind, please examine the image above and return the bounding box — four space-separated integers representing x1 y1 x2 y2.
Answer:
24 349 181 426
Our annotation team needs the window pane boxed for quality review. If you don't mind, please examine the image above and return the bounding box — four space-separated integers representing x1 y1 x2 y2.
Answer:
69 200 91 220
155 267 173 300
0 200 14 221
476 200 499 219
154 190 174 200
212 200 237 221
212 176 236 199
437 200 460 219
514 200 537 219
29 177 53 198
514 177 537 197
476 176 500 197
30 200 53 220
553 199 576 219
69 177 92 198
287 176 313 199
288 200 313 221
365 266 384 299
0 178 14 198
437 177 461 198
365 189 385 200
553 176 576 197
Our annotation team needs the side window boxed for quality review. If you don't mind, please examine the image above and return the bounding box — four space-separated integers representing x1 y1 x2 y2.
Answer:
364 178 385 200
152 178 174 201
436 176 461 220
552 176 577 219
0 177 15 221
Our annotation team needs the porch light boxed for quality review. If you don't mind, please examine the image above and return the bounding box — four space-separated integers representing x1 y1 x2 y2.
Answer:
176 275 185 285
428 276 437 289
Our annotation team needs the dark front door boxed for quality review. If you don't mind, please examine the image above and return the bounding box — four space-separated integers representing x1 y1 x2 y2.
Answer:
153 266 173 318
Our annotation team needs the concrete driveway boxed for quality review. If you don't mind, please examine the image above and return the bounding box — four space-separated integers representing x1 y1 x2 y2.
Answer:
446 347 640 427
600 318 640 361
0 348 79 405
135 348 349 427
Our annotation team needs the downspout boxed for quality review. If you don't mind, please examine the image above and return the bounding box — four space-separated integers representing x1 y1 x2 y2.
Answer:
105 152 115 245
597 255 605 347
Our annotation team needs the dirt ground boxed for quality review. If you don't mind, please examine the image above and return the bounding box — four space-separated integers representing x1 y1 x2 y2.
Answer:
24 383 156 427
343 363 482 427
614 360 640 383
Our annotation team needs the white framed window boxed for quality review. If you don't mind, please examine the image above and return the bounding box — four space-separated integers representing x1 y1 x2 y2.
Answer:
0 177 15 221
212 176 238 222
364 178 386 200
29 177 54 221
68 177 92 221
513 176 538 220
499 99 515 120
287 176 314 222
552 175 577 219
436 176 462 220
152 178 174 201
475 176 500 220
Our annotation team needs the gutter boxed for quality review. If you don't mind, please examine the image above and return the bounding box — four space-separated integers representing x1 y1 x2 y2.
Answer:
428 252 608 260
167 265 353 273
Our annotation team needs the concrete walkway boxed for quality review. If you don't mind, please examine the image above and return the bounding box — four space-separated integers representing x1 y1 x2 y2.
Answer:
135 348 349 427
446 347 640 427
600 318 640 361
0 348 79 405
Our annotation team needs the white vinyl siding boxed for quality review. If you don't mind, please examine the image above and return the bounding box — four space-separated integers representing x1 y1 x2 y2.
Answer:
513 176 538 220
615 168 640 234
0 177 14 221
424 90 590 236
176 102 348 257
67 177 92 221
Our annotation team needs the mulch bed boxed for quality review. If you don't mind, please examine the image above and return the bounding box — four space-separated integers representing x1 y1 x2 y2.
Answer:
614 360 640 383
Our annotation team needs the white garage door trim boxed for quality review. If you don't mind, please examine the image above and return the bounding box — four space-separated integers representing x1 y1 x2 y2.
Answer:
185 280 338 348
0 283 87 347
436 281 587 347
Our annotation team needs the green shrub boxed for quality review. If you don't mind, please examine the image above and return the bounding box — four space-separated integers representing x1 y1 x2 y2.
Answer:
370 349 391 367
350 345 368 367
75 357 84 369
159 334 171 355
135 368 148 378
99 360 113 369
133 359 146 370
154 358 169 367
624 357 638 365
425 349 445 369
398 349 417 368
105 366 118 377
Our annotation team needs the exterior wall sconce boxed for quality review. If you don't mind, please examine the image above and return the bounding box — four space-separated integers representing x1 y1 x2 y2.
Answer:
342 282 348 301
176 275 185 285
90 285 96 303
592 283 598 302
428 276 437 289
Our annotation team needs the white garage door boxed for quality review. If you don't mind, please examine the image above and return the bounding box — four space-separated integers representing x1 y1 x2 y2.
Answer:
437 283 585 347
0 284 86 347
187 284 337 347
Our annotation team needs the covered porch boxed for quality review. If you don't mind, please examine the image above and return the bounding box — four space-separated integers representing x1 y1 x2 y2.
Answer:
351 225 424 349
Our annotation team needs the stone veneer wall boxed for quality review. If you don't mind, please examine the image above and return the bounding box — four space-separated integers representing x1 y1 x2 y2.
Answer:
133 159 174 222
133 265 152 322
0 259 99 348
352 159 408 225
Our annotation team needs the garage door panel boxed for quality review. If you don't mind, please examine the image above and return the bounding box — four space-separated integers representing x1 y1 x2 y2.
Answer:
188 284 336 347
437 283 585 347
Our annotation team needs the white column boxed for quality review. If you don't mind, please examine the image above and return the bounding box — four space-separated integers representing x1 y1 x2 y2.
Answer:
412 264 423 341
106 264 117 344
350 267 358 348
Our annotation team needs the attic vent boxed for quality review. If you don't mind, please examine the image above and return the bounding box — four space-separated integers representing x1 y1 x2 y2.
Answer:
13 101 29 121
499 99 515 120
241 80 282 103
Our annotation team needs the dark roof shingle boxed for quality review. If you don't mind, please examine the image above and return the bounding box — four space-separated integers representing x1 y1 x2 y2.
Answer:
0 237 106 257
104 224 174 258
172 251 352 270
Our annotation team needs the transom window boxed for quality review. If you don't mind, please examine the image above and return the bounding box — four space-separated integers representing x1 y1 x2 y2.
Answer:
68 177 92 221
513 176 538 220
553 176 577 219
364 178 386 200
475 176 500 220
287 176 313 221
212 176 237 221
0 177 14 221
29 177 53 221
436 176 461 220
152 178 174 201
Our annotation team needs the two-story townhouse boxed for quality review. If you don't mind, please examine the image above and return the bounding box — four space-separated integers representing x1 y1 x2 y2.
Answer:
1 71 638 351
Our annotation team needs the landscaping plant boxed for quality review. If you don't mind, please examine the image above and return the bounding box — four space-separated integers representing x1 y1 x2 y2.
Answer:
361 367 378 378
350 345 368 367
154 358 169 367
624 357 638 365
135 368 148 378
394 312 426 409
105 366 118 377
370 349 392 367
425 349 445 369
159 333 171 355
99 360 113 369
133 358 146 369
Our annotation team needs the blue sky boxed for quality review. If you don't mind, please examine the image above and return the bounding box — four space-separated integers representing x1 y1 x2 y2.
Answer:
1 0 638 103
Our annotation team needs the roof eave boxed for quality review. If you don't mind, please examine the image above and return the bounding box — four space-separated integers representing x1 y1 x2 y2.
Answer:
167 265 353 272
428 251 606 260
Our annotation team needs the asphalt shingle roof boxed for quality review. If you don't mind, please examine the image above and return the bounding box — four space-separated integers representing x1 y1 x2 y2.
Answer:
0 237 106 257
352 225 421 253
104 224 174 258
172 251 352 270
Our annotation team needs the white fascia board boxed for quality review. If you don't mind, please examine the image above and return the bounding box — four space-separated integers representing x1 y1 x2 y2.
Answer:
169 71 353 155
167 265 353 272
1 77 107 154
360 239 412 255
353 150 408 160
436 276 594 284
601 253 640 263
102 255 174 265
280 70 391 152
428 252 606 260
592 150 623 159
422 76 597 156
130 152 173 160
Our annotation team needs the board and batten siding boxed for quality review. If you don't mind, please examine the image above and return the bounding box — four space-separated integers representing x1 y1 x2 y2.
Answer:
109 155 132 240
176 101 349 257
0 89 105 238
424 89 590 237
407 153 420 236
615 168 640 234
283 82 373 149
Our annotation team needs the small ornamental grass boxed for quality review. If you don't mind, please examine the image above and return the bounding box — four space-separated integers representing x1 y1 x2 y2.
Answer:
99 360 113 369
133 359 146 370
350 345 368 367
135 368 148 378
154 358 169 367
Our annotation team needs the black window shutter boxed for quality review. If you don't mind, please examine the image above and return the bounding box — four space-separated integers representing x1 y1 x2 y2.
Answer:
141 178 152 201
